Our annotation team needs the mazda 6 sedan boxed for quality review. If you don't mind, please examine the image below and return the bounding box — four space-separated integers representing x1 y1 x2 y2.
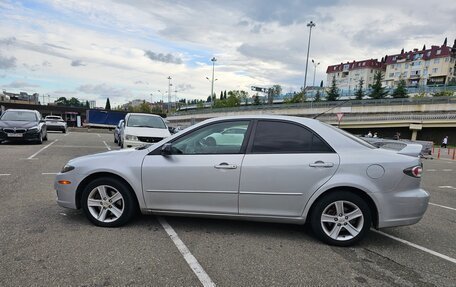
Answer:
55 115 429 246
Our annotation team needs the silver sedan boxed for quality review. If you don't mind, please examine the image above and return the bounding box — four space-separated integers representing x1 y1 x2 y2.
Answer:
55 115 429 246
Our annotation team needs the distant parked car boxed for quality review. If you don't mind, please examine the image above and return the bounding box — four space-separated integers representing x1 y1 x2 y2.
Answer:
121 113 171 148
45 115 67 133
114 119 124 145
55 115 429 246
0 109 47 144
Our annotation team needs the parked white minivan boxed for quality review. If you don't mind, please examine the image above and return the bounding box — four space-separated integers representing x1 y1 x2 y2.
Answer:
121 113 171 148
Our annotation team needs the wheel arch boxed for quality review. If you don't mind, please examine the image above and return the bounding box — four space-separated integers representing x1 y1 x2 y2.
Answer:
305 186 379 228
75 172 140 211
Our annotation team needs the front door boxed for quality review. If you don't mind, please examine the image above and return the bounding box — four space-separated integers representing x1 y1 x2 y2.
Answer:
142 120 251 214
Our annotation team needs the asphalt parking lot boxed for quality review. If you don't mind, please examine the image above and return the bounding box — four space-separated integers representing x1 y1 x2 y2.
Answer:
0 131 455 286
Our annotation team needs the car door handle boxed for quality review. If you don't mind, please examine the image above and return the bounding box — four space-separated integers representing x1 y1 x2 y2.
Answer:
214 163 238 169
309 161 334 168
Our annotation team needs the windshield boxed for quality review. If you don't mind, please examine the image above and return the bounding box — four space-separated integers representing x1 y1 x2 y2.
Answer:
323 123 376 149
46 116 63 121
127 115 166 129
1 111 38 122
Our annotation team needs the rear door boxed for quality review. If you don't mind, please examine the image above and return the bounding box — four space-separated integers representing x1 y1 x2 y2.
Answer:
239 120 340 217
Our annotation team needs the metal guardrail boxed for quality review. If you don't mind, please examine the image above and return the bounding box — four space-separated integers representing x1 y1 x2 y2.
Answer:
172 96 456 116
319 113 456 122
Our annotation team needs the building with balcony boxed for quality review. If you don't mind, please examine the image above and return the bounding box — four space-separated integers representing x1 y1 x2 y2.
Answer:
383 41 456 88
326 59 386 96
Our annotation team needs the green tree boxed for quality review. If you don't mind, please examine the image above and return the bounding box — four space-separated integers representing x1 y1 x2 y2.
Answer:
284 91 306 103
85 100 90 108
326 75 340 101
369 71 388 99
220 91 223 100
314 90 321 102
68 97 82 107
354 78 365 100
392 79 408 98
252 93 261 105
223 90 227 99
137 101 151 113
105 98 111 110
54 97 69 106
206 95 212 102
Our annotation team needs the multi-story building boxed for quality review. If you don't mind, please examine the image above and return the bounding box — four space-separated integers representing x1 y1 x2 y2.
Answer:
1 91 40 104
326 59 386 96
89 100 96 109
384 43 456 87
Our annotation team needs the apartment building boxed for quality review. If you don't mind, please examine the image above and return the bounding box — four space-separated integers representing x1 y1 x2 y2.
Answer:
384 43 456 87
326 59 386 94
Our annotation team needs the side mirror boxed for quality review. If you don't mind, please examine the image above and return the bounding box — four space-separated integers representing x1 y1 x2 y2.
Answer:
161 143 173 156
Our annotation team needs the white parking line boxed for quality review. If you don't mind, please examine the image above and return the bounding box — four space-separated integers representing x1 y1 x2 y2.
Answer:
372 230 456 264
97 134 101 138
426 169 437 172
42 172 58 175
442 169 453 172
157 217 215 287
429 202 456 211
0 174 11 176
64 132 71 137
27 140 58 159
102 141 111 151
438 186 456 189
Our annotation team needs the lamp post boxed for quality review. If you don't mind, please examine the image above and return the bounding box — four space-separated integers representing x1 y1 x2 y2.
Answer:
210 57 217 107
311 59 320 87
303 21 316 102
167 76 172 113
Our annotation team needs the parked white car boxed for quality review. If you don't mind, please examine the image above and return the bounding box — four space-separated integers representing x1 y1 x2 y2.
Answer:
45 115 67 133
121 113 170 148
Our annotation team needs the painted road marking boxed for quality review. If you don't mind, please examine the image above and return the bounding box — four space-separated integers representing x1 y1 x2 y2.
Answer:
27 140 58 159
426 169 437 171
429 202 456 211
442 169 453 172
42 172 58 175
97 134 101 138
438 186 456 189
0 174 11 176
158 217 215 287
53 145 108 149
373 230 456 264
64 132 71 137
103 141 111 151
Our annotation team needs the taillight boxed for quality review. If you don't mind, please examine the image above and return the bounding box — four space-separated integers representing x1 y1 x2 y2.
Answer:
403 166 422 178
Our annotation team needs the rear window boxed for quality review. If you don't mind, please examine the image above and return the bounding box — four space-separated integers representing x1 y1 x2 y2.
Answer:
323 123 376 149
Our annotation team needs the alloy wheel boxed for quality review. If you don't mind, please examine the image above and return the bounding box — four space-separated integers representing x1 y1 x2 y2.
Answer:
87 185 125 223
320 200 364 241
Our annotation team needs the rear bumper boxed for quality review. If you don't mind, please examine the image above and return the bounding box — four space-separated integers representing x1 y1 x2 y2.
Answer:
375 188 429 228
47 125 66 131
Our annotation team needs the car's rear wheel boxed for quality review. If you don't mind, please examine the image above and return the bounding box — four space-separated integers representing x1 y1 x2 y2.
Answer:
36 132 43 144
310 191 371 246
114 136 118 144
43 132 48 141
81 177 137 227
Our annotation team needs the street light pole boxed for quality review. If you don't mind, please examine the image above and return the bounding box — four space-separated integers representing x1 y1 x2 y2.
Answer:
312 59 320 87
167 76 172 113
303 21 316 102
210 57 217 108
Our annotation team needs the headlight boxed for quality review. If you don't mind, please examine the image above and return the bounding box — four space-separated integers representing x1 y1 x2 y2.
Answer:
61 164 75 173
125 134 138 141
28 126 39 132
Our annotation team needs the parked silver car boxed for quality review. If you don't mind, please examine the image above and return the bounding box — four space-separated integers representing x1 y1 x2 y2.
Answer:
55 116 429 246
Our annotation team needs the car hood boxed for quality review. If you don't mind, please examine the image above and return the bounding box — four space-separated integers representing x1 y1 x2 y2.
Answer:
69 148 137 164
124 126 170 137
0 120 39 129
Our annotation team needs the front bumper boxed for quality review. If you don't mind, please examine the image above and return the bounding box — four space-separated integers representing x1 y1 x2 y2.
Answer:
0 130 41 141
375 188 430 228
123 139 149 148
55 172 80 209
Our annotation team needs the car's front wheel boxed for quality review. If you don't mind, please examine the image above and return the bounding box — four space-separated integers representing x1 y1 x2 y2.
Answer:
81 177 137 227
310 191 371 246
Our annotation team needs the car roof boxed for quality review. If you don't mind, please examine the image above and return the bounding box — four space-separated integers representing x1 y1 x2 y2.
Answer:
126 113 162 118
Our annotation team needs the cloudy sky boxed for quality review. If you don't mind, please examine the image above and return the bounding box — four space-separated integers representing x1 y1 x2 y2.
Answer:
0 0 455 107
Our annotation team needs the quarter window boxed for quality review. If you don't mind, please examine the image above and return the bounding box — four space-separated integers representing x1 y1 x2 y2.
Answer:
251 121 333 154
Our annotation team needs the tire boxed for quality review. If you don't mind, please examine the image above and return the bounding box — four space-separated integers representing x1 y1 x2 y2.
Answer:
62 129 66 134
114 136 118 144
36 132 43 144
81 177 137 227
310 191 371 247
43 132 48 141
